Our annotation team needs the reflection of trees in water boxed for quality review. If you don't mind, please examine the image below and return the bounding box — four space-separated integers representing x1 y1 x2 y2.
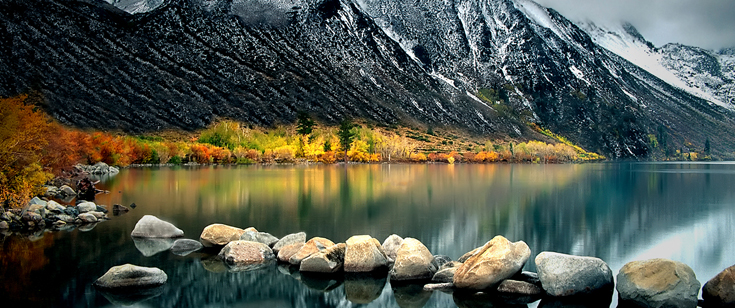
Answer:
0 233 55 306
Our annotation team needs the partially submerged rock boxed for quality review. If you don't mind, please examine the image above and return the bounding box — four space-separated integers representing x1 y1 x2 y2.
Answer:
199 223 245 247
535 251 614 297
94 264 167 289
132 237 176 257
239 230 279 247
300 243 346 273
218 240 275 271
131 215 184 238
453 236 531 290
617 258 700 308
289 237 335 265
344 235 389 272
702 264 735 307
272 232 306 254
390 238 436 281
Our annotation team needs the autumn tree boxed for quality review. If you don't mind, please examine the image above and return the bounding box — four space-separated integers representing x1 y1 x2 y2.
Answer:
0 95 53 207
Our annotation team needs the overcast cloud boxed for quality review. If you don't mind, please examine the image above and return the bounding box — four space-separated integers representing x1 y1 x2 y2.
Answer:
534 0 735 50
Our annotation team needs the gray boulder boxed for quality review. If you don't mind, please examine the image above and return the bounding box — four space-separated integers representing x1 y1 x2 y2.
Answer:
239 230 279 247
46 200 66 213
29 197 47 207
44 186 60 198
535 251 614 297
382 234 404 262
390 238 436 281
617 258 700 308
170 239 204 256
76 213 98 223
272 232 306 253
59 185 76 196
300 243 346 273
88 211 107 220
94 264 167 289
131 215 184 238
76 202 97 213
702 264 735 307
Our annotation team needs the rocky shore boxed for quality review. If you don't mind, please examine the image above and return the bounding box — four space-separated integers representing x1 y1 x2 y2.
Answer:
97 216 735 308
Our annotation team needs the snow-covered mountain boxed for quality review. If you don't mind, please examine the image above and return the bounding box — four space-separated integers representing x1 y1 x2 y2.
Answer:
577 20 735 111
2 0 735 158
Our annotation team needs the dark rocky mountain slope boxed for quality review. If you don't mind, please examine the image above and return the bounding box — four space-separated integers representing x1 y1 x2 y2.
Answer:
1 0 734 158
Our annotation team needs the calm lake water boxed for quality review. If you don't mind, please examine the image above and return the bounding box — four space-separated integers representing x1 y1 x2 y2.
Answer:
2 162 734 307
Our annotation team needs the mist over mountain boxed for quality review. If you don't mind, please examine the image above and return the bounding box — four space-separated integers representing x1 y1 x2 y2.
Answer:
1 0 734 158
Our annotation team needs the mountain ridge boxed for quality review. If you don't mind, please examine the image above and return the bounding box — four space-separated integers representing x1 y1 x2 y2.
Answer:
1 0 734 158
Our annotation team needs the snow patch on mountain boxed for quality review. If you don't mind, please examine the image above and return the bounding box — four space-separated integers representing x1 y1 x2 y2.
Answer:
104 0 165 14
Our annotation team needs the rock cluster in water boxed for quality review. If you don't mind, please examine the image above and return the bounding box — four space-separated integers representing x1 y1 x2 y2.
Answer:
97 216 735 308
0 197 112 232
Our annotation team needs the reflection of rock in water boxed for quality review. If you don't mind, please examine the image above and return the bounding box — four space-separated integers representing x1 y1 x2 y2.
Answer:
200 256 228 273
538 292 613 308
453 290 536 308
344 272 387 304
97 284 164 306
225 259 275 272
299 272 343 292
132 237 175 257
78 223 98 232
392 283 432 308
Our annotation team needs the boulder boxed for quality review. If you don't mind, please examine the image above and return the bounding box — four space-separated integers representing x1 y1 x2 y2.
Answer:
535 251 614 297
88 211 107 220
132 238 175 257
390 238 437 281
27 204 46 216
170 239 204 256
344 235 389 272
277 242 304 262
458 245 484 263
77 202 97 213
56 214 75 223
29 197 47 207
112 204 129 212
289 237 335 265
702 264 735 307
432 255 453 269
95 204 108 213
76 213 98 223
496 279 542 296
453 236 531 290
44 186 60 198
22 212 43 223
218 240 275 269
131 215 184 238
59 185 76 196
64 207 79 217
239 230 279 247
617 258 700 308
300 243 346 273
272 232 306 253
94 264 167 289
432 264 460 283
199 224 245 247
382 234 404 261
46 200 66 213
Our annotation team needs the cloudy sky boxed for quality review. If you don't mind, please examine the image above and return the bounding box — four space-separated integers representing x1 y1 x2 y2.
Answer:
534 0 735 50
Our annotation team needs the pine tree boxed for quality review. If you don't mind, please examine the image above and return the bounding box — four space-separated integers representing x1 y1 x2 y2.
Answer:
337 120 355 162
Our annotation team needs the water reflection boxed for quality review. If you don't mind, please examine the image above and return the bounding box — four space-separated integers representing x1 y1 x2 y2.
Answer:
1 163 734 307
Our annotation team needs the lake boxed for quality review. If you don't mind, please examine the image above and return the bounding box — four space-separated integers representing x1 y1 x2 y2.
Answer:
2 162 734 307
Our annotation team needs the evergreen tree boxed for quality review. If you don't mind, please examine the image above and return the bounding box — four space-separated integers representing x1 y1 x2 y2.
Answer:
296 112 315 135
705 138 711 156
337 120 355 162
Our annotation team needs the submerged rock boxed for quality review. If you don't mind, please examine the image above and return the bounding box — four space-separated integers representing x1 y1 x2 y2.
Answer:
133 237 176 257
535 251 614 297
170 239 204 256
702 264 735 307
344 235 389 272
617 258 700 308
199 223 245 247
131 215 183 238
94 264 167 289
453 236 531 290
390 238 436 281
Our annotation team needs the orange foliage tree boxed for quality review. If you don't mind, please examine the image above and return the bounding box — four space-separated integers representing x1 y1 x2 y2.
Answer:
0 95 53 207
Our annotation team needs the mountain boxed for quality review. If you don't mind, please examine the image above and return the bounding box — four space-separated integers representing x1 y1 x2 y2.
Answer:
1 0 734 159
577 20 735 111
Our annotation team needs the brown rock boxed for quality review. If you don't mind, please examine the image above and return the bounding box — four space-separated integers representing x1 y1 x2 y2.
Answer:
344 235 388 272
703 264 735 306
289 237 335 265
218 240 274 266
277 242 304 263
200 224 246 247
389 238 436 281
616 258 700 308
300 243 346 273
453 236 531 290
496 279 542 295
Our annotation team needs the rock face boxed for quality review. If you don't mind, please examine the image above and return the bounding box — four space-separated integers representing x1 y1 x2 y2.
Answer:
382 234 404 262
300 243 346 273
617 259 700 308
199 224 246 247
289 237 335 265
389 238 436 281
344 235 389 272
239 230 279 247
535 251 614 297
272 232 307 253
130 215 184 238
453 236 531 290
703 265 735 306
94 264 167 289
218 241 275 267
170 239 204 256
